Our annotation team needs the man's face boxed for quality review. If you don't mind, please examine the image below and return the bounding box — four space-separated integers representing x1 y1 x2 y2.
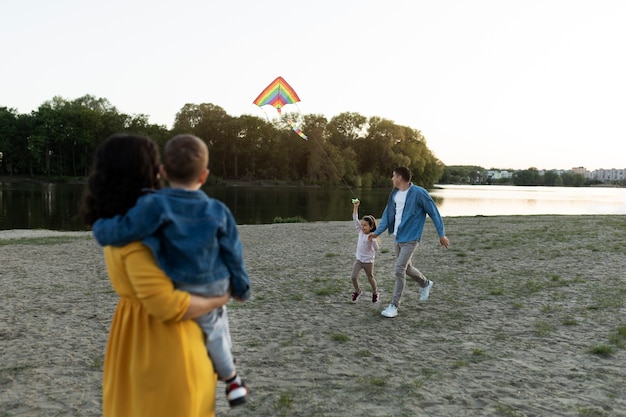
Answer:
391 171 402 188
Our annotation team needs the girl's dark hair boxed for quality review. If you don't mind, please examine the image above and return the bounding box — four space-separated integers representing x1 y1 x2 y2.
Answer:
80 134 161 227
361 215 378 233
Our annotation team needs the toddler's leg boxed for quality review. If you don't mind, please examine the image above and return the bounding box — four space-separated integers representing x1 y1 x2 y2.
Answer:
196 306 248 407
196 306 235 380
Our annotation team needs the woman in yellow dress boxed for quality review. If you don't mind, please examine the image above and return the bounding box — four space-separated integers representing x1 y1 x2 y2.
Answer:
80 134 230 417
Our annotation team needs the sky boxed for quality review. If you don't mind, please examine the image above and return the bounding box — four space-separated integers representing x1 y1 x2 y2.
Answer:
2 0 625 171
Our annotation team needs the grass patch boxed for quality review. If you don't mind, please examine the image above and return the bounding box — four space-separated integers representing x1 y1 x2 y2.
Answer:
540 304 559 314
495 404 525 416
276 391 295 414
490 288 505 296
608 324 626 348
313 279 343 296
356 349 371 357
272 216 307 223
534 320 556 336
587 344 615 357
472 348 486 357
577 406 611 416
330 333 350 343
92 355 104 369
0 364 36 384
0 236 87 246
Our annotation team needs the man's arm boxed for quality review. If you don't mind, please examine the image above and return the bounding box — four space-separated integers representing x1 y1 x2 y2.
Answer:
422 192 448 248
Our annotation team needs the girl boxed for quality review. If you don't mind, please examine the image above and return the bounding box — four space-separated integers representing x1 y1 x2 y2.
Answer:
350 200 380 303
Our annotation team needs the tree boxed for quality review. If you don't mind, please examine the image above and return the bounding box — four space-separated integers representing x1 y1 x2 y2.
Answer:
172 103 233 178
543 170 560 186
1 96 451 187
513 168 543 186
0 107 18 175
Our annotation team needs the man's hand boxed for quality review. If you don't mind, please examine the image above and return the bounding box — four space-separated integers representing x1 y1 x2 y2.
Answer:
439 236 449 248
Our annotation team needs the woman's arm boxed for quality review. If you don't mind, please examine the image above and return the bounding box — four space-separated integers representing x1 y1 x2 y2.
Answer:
120 242 230 322
183 292 231 320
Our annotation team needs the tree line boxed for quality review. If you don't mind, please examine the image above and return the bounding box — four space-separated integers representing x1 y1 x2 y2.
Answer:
0 95 444 188
441 165 591 186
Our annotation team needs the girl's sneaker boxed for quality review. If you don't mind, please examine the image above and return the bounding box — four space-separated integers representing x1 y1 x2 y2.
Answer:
372 291 380 303
351 289 362 303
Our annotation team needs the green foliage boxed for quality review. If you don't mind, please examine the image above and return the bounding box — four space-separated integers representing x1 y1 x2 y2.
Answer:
0 98 446 186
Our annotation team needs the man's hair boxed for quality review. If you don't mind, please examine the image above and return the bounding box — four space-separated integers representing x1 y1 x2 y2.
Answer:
393 166 412 182
163 134 208 183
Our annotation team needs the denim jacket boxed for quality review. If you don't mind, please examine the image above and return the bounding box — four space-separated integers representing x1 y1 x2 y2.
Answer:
92 188 251 300
375 183 445 243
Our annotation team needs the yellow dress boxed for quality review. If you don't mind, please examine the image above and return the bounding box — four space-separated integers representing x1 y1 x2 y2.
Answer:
102 242 216 417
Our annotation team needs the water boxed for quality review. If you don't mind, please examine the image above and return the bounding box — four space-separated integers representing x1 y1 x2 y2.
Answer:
431 185 626 216
1 181 624 231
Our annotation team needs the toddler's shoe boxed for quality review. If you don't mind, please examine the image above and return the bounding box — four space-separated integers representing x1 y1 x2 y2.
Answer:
351 289 362 303
226 379 248 407
372 291 380 303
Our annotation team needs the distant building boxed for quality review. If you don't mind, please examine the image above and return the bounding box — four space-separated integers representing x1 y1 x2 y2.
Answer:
486 170 512 180
590 168 626 182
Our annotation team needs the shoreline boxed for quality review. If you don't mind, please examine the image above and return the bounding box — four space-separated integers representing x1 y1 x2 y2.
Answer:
2 175 623 189
1 216 625 416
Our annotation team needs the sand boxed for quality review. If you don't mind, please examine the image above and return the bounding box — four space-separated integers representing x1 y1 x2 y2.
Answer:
1 215 625 417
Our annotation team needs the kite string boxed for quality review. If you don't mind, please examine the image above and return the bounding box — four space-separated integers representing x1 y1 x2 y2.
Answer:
310 135 358 199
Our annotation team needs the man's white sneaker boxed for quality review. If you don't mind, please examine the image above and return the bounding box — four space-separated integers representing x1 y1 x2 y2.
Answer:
381 304 398 318
419 280 434 301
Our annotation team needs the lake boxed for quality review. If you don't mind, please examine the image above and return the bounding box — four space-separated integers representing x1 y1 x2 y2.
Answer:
0 182 624 231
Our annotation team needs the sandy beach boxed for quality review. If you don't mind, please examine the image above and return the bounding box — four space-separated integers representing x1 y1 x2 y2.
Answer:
1 215 625 417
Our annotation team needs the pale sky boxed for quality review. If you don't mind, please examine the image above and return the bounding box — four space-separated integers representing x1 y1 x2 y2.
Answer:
2 0 625 171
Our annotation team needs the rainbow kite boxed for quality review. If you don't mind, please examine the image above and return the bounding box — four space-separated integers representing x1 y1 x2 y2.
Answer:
254 76 308 140
253 76 301 115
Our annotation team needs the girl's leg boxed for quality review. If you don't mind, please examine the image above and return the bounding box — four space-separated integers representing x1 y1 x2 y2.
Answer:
362 262 377 293
350 260 363 290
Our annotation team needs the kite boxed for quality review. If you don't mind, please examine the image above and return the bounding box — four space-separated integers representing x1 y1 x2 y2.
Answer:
253 76 308 140
253 76 301 114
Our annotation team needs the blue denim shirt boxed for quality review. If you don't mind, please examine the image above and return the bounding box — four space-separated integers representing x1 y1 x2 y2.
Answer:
92 188 251 300
374 183 445 243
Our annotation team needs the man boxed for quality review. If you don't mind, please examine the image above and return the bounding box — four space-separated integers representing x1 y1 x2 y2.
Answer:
369 167 449 318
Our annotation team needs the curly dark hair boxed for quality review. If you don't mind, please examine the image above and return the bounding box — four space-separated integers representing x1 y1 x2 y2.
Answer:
80 134 161 228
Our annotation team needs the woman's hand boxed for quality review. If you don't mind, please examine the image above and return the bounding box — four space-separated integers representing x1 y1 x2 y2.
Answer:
183 290 231 320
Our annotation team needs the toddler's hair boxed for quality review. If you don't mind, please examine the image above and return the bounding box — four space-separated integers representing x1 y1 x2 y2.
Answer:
163 134 208 184
361 215 377 232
